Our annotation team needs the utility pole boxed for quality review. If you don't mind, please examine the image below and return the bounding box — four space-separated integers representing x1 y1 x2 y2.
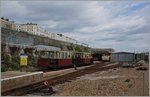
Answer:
143 72 145 95
134 50 136 64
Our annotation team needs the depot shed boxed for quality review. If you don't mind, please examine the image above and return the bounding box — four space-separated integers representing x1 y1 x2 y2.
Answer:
111 52 135 62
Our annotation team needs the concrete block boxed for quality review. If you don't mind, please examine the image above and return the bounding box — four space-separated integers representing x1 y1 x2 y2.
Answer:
1 72 43 93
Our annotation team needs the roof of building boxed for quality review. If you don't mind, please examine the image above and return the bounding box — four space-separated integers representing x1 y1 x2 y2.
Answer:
112 52 134 54
91 48 114 54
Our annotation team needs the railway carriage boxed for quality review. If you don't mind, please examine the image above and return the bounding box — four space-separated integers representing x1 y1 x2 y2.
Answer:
58 51 73 67
83 52 93 65
36 45 93 68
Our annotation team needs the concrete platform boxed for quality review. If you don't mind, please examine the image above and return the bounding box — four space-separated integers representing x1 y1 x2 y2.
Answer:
43 64 95 79
1 71 31 79
1 71 43 93
1 64 96 93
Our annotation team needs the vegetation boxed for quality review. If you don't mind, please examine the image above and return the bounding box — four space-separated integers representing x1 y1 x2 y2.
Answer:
75 46 82 52
1 53 20 72
1 28 92 72
27 52 37 67
48 42 63 49
11 55 20 70
1 50 37 72
67 46 74 51
1 53 12 72
84 47 90 52
1 64 8 72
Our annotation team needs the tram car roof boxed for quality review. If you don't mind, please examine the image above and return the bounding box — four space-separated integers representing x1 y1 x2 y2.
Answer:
34 45 61 51
58 51 91 54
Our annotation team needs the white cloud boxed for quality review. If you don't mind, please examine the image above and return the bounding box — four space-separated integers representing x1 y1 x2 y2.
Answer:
1 1 149 52
1 1 27 18
39 20 59 29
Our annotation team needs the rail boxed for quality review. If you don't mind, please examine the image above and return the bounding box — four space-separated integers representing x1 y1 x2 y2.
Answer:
2 63 120 96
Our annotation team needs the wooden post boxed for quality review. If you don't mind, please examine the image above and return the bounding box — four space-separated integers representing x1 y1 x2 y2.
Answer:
20 66 27 72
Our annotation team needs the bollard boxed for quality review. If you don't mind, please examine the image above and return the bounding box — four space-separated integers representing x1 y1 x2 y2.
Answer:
43 80 54 94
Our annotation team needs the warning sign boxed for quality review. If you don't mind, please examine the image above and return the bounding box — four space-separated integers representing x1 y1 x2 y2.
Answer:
20 54 28 66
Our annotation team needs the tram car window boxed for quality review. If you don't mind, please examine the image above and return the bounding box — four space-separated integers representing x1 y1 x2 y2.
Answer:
41 51 49 58
55 52 57 59
66 52 68 58
68 52 71 58
68 52 69 58
70 52 72 58
59 52 61 59
62 52 64 59
56 52 58 59
68 52 70 58
58 52 61 59
88 54 90 58
50 51 54 59
63 52 65 59
54 52 56 59
83 53 85 59
64 52 66 59
58 52 60 59
81 53 83 58
56 52 59 59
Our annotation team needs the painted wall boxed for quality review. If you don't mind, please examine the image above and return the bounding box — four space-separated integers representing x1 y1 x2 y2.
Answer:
111 53 134 62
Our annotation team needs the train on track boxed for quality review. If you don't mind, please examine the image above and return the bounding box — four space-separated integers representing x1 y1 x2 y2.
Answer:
36 45 113 68
36 45 93 68
37 51 93 68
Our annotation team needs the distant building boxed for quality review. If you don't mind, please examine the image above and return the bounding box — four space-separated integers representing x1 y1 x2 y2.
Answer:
91 48 114 62
1 17 15 30
21 23 35 34
48 33 78 44
1 17 86 46
92 48 115 53
20 23 47 36
15 24 22 31
135 52 149 62
111 52 135 62
66 36 78 44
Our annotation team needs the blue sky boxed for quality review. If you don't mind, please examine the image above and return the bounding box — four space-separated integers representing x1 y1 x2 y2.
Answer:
1 1 149 52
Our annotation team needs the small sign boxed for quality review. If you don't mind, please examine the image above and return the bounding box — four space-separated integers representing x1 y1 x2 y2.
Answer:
20 54 28 66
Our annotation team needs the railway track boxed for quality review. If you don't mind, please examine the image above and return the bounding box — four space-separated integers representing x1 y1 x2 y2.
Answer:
2 63 120 96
